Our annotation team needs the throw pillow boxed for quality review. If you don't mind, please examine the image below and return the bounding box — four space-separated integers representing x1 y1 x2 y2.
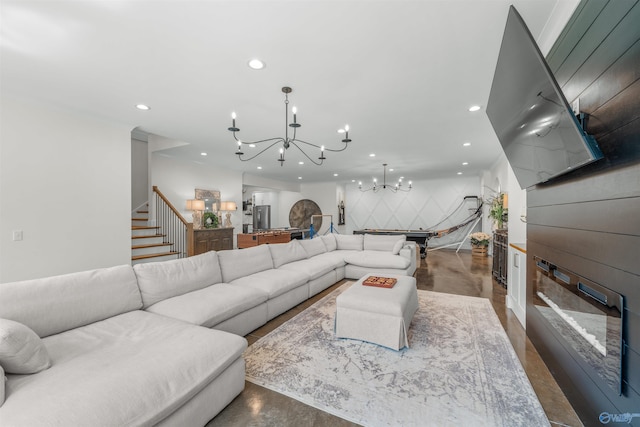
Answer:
392 239 405 255
1 364 4 407
0 319 51 374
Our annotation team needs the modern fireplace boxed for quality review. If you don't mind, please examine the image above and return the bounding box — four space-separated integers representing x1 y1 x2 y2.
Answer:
533 257 625 395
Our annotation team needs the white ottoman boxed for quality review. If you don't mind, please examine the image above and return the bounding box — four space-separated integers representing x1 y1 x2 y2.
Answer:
335 274 419 350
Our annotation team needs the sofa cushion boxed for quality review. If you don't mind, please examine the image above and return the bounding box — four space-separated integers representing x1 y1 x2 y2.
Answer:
335 234 364 251
392 239 405 255
279 256 337 280
321 234 337 251
231 269 308 299
0 319 50 374
343 251 411 269
134 251 223 308
312 251 352 268
0 265 142 338
218 245 274 283
364 233 407 253
268 240 308 268
145 283 268 328
0 311 247 426
298 237 327 258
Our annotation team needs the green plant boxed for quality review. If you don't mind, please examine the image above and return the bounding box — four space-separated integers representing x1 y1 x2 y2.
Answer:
469 232 492 247
203 211 219 228
488 193 508 229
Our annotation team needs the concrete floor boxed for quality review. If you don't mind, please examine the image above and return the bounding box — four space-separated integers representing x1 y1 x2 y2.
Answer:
207 249 583 427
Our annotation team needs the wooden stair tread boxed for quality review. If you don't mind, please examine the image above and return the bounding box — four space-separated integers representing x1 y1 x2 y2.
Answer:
132 225 160 230
132 234 165 239
132 218 148 221
132 251 180 261
136 210 149 214
132 243 172 250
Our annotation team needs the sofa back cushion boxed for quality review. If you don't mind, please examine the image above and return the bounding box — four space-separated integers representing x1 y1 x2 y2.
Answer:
133 251 222 308
218 244 274 282
298 237 327 258
335 234 364 251
0 265 142 338
364 233 407 253
321 234 337 251
269 240 308 268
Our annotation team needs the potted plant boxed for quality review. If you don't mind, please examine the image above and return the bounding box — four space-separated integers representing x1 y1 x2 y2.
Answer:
488 193 508 229
469 232 491 256
203 211 219 228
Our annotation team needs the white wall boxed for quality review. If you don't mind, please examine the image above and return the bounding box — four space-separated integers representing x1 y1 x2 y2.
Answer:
131 137 148 211
346 176 482 249
483 152 527 245
0 96 132 282
150 153 243 245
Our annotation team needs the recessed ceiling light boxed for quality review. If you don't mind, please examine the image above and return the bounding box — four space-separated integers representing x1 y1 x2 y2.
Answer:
463 142 471 147
333 173 338 177
400 176 404 180
201 152 207 156
248 59 265 70
136 104 150 110
468 105 481 112
351 179 356 182
462 162 468 165
298 176 302 180
457 172 463 175
369 153 376 157
389 168 394 172
249 144 256 148
298 161 304 165
257 166 262 170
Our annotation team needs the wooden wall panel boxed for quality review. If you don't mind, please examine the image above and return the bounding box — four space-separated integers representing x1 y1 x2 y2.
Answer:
526 0 640 421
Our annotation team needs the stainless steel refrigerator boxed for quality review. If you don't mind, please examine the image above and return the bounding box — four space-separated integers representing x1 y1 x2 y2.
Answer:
253 205 271 230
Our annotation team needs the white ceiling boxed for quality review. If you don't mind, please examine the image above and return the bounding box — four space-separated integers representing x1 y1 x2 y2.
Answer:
1 0 570 185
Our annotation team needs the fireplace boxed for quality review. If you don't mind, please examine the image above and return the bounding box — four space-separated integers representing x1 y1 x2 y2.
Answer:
533 257 625 395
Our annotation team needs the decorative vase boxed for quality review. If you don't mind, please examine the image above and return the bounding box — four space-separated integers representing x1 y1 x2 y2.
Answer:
471 244 488 257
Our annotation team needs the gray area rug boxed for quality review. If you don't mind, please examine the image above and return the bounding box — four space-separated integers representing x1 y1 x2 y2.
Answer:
244 283 549 427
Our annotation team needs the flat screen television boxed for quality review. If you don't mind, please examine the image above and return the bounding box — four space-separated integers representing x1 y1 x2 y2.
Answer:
486 6 603 189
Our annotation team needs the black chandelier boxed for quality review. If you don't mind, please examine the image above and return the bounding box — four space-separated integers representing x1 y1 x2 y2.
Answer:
227 86 351 166
359 164 412 193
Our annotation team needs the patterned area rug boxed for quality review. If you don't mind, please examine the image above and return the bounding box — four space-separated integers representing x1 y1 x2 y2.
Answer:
244 283 549 427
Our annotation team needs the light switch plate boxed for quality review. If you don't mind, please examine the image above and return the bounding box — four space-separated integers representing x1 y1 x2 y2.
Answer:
12 230 23 241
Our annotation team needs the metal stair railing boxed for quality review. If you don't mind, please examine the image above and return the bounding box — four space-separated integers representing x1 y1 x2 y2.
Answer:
152 186 193 258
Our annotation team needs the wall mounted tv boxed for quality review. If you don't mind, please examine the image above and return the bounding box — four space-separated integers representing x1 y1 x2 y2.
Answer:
486 6 603 189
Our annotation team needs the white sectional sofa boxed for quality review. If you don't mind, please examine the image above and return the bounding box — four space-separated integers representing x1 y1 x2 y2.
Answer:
0 233 415 426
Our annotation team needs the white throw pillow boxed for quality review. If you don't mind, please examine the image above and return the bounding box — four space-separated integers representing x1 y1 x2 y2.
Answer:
1 364 5 407
392 239 405 255
0 319 51 374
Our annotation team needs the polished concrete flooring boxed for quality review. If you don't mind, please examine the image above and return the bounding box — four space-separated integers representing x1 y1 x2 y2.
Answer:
207 249 583 427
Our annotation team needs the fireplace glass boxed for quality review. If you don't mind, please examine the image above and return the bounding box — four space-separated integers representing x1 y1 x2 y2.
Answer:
533 257 624 395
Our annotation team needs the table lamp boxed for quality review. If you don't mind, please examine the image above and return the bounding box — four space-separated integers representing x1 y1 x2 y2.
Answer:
186 199 205 229
220 201 237 228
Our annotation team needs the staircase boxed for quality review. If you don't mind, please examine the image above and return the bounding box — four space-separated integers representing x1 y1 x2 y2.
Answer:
131 205 180 265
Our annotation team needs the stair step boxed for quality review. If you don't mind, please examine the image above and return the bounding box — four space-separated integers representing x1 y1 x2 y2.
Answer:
132 243 172 250
132 242 174 257
132 225 159 230
136 210 149 214
132 234 165 240
132 251 180 261
132 218 148 222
